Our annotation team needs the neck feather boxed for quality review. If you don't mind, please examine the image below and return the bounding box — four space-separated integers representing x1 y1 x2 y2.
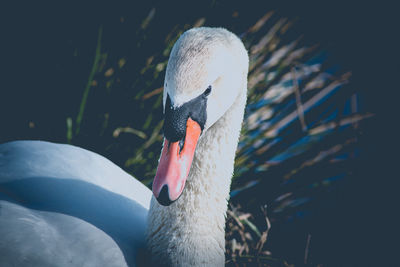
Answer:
146 89 246 266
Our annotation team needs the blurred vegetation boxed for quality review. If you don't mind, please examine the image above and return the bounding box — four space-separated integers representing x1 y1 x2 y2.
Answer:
2 1 390 266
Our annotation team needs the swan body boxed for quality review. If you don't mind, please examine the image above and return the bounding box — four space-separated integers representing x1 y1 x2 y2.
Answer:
0 27 248 266
0 141 151 266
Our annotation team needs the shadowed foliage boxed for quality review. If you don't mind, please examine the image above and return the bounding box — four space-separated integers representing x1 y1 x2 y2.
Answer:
2 1 393 266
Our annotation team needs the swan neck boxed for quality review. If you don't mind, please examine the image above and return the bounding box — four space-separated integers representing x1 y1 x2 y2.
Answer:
146 89 246 266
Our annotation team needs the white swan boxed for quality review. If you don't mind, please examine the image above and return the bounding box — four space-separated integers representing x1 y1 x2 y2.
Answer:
0 27 248 266
0 141 152 266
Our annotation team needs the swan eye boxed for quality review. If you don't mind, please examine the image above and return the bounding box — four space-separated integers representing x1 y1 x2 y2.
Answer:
203 86 212 96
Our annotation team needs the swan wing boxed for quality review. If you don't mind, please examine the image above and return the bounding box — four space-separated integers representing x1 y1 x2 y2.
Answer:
0 140 152 266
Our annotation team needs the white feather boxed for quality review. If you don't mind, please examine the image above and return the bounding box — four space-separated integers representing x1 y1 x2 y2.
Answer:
147 27 248 266
0 27 248 267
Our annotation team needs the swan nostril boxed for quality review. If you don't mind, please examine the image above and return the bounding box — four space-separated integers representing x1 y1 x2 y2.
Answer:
157 185 173 206
178 138 185 153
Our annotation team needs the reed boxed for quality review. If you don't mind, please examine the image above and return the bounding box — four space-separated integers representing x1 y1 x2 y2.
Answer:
2 3 374 265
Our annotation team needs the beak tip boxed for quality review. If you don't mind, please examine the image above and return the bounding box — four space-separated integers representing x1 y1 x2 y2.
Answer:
156 185 174 206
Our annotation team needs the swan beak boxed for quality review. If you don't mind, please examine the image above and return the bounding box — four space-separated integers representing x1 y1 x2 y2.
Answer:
152 118 201 206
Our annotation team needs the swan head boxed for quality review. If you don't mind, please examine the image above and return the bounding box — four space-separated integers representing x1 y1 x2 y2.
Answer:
152 27 248 206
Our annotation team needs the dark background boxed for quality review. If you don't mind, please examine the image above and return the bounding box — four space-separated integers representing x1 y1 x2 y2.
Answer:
1 1 395 138
1 1 397 265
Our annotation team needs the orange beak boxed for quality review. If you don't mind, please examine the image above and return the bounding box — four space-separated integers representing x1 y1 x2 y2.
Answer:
152 118 201 205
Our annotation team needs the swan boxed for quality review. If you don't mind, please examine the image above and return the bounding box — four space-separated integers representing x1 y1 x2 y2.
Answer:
0 27 249 266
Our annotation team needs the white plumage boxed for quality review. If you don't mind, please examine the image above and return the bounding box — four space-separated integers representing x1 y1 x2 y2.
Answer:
0 27 248 266
0 141 151 266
